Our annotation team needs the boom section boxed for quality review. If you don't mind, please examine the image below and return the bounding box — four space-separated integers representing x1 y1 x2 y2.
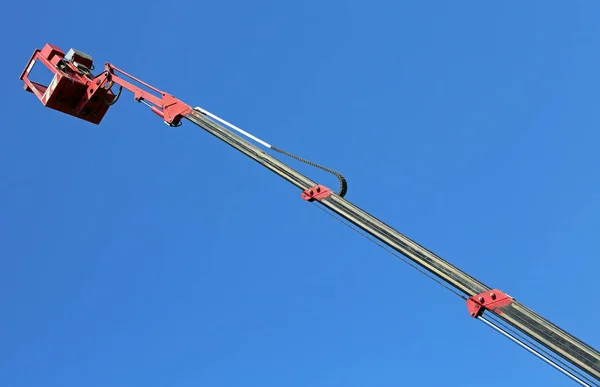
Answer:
185 109 600 383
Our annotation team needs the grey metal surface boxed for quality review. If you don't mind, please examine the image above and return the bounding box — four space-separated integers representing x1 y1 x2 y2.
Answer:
496 301 600 381
185 109 599 383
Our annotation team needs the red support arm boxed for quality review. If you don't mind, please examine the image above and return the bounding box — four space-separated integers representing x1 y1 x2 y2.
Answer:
104 64 192 126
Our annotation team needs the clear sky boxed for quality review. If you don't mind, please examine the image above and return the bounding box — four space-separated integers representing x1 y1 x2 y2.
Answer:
1 1 599 386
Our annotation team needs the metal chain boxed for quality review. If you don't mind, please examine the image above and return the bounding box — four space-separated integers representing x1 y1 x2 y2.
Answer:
271 146 348 197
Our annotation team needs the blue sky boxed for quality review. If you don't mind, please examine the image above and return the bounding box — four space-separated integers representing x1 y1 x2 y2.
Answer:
1 1 599 386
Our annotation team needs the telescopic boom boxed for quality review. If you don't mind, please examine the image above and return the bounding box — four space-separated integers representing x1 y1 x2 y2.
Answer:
20 44 600 386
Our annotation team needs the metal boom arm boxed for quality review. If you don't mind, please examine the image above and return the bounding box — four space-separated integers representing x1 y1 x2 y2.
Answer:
184 109 600 385
19 44 600 386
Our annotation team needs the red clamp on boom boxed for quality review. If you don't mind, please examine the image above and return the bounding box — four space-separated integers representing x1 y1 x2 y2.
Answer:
301 185 332 202
466 289 513 318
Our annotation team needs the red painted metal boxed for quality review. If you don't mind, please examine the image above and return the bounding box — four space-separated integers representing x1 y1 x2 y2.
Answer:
466 289 513 318
301 184 332 201
20 44 191 126
19 44 116 124
103 64 192 126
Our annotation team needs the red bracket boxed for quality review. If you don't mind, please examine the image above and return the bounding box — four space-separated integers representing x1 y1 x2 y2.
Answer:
301 184 332 202
466 289 513 318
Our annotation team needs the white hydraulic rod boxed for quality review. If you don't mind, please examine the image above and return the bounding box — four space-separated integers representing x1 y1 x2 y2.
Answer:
195 106 272 149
